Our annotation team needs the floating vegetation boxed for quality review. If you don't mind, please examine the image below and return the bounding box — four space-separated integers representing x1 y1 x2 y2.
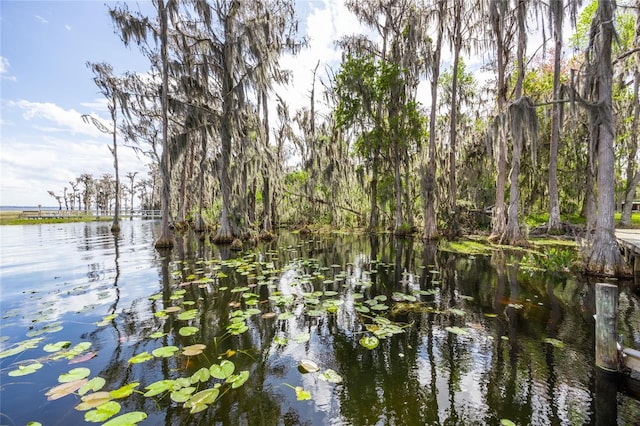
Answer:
1 229 606 425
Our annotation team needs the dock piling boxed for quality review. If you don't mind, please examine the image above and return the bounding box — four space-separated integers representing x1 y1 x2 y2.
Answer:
595 283 619 371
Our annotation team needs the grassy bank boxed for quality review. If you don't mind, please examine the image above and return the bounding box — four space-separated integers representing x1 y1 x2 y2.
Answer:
0 211 113 226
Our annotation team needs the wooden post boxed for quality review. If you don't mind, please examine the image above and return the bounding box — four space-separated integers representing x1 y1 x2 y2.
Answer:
595 283 619 371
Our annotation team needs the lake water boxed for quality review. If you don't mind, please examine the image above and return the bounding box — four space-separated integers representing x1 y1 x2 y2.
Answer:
0 221 639 425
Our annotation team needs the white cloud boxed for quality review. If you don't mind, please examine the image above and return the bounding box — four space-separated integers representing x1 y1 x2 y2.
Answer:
35 15 48 24
0 56 16 81
65 24 72 31
10 100 107 139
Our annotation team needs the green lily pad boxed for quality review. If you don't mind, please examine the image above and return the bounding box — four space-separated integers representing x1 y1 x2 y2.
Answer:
152 346 179 358
143 380 174 397
58 367 91 383
177 309 199 321
359 336 379 350
128 352 153 364
149 331 167 339
78 377 106 395
179 326 199 337
190 367 210 384
500 420 516 426
171 387 196 403
294 386 311 400
109 382 139 399
274 336 288 346
318 369 343 383
184 388 220 414
101 411 147 426
226 370 249 388
210 360 235 379
96 314 117 327
8 362 43 377
277 312 295 320
84 401 121 422
448 308 466 317
43 341 72 353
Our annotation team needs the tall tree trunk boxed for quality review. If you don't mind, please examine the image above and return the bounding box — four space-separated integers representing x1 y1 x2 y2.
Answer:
490 0 508 239
111 93 120 233
448 3 462 215
369 152 379 231
585 0 629 276
548 0 564 234
503 0 527 246
422 0 444 241
261 89 273 233
214 14 235 244
155 0 173 248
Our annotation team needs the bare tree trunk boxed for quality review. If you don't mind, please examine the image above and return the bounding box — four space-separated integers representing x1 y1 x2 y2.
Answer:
448 2 462 214
585 0 629 276
155 0 173 248
502 0 527 246
369 152 379 231
548 0 564 234
214 10 235 244
490 0 508 240
111 93 121 233
422 0 444 240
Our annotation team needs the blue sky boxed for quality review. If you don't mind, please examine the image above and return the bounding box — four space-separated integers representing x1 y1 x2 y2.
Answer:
1 0 362 207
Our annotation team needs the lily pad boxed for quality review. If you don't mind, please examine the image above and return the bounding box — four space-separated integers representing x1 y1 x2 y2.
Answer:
359 336 379 350
179 326 199 337
78 377 106 395
183 344 207 357
43 341 72 353
8 362 43 377
210 360 234 379
149 331 167 339
84 401 121 423
46 379 88 400
101 411 147 426
226 370 249 388
318 369 343 383
171 387 196 403
190 367 210 384
152 345 179 358
128 352 153 364
292 333 311 344
277 312 295 320
177 309 199 321
109 382 139 399
294 386 311 400
58 367 91 383
75 391 113 410
184 388 220 414
298 359 319 373
445 326 468 335
144 380 174 397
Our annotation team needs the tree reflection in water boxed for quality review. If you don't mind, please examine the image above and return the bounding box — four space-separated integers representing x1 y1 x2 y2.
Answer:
2 223 638 425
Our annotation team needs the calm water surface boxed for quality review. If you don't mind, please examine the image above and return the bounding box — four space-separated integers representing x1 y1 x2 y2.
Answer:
0 221 639 425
